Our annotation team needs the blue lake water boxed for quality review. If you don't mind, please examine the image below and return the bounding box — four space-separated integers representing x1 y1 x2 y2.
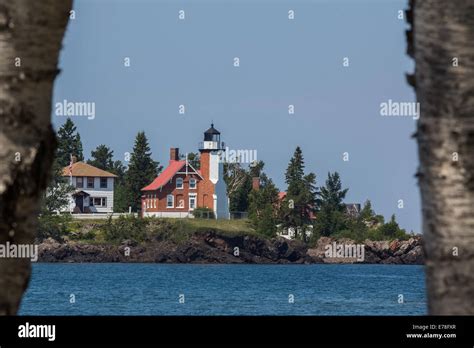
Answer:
19 263 426 315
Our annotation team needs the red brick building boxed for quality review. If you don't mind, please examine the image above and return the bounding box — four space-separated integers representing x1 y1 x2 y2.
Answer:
141 124 230 219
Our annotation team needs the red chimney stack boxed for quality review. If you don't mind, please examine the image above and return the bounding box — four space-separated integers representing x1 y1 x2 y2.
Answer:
170 148 179 161
252 177 260 191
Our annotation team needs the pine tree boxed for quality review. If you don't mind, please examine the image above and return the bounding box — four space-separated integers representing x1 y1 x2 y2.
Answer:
280 147 317 241
360 199 375 221
56 118 84 166
315 172 348 236
248 172 279 237
124 132 161 212
110 160 128 212
376 214 406 239
87 144 114 171
42 160 74 214
319 172 348 211
111 160 126 179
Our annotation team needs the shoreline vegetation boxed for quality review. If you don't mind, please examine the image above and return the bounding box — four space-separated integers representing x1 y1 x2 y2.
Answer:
41 120 421 264
36 215 423 264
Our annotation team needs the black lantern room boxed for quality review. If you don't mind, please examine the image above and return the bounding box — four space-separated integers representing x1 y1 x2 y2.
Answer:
204 123 221 143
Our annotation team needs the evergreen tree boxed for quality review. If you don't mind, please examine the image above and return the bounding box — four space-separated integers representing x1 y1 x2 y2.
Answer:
56 118 84 166
359 199 385 228
87 144 114 171
319 172 348 211
111 160 128 212
249 160 265 178
360 199 375 221
377 214 406 239
113 184 129 213
248 171 279 237
315 172 348 236
111 160 126 179
124 132 161 212
42 160 74 214
280 147 317 241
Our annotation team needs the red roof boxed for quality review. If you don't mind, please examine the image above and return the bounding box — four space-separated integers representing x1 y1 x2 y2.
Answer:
142 160 185 191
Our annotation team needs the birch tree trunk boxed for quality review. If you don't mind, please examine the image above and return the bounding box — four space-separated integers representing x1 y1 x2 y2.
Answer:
407 0 474 314
0 0 71 315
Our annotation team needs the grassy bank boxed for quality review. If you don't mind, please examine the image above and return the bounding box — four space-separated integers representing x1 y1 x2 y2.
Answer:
38 214 258 245
37 214 414 245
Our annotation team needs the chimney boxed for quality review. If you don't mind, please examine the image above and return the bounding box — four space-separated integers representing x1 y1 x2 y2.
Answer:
252 177 260 191
170 148 179 161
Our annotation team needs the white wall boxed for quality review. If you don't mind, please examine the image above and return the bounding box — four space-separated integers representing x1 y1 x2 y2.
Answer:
214 163 230 219
208 152 230 219
63 176 114 213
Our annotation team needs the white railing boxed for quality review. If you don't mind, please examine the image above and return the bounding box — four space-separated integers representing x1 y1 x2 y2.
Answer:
70 213 138 219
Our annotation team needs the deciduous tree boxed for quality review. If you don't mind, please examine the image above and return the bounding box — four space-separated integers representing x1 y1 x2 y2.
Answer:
407 0 474 314
0 0 72 314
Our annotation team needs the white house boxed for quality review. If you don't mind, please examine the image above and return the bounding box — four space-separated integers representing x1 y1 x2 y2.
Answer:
61 161 117 214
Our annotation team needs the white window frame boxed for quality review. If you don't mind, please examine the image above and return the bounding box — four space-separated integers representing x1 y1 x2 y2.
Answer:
176 177 184 189
92 197 107 207
189 178 197 189
189 193 197 211
167 194 174 208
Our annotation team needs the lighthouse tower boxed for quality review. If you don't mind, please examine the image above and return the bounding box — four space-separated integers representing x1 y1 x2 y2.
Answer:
199 124 230 219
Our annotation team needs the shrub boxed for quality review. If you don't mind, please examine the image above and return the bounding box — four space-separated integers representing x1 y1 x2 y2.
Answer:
375 214 409 240
145 218 192 243
192 207 215 219
37 214 72 242
103 215 147 243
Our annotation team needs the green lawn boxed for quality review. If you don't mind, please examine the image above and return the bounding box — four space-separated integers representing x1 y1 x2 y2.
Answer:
182 218 254 234
63 216 258 244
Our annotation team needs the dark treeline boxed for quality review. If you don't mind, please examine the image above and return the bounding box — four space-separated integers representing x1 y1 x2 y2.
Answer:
227 146 411 243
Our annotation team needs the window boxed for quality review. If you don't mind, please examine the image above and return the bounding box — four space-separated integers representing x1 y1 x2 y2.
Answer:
92 197 106 207
76 177 83 188
87 177 95 188
189 178 197 189
176 177 183 189
167 195 174 208
189 194 196 210
100 177 107 188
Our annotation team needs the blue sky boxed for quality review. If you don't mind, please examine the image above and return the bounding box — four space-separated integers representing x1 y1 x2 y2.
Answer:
52 0 420 232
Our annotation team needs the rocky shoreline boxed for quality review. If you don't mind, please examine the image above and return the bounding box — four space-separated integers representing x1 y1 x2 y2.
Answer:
37 232 424 264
